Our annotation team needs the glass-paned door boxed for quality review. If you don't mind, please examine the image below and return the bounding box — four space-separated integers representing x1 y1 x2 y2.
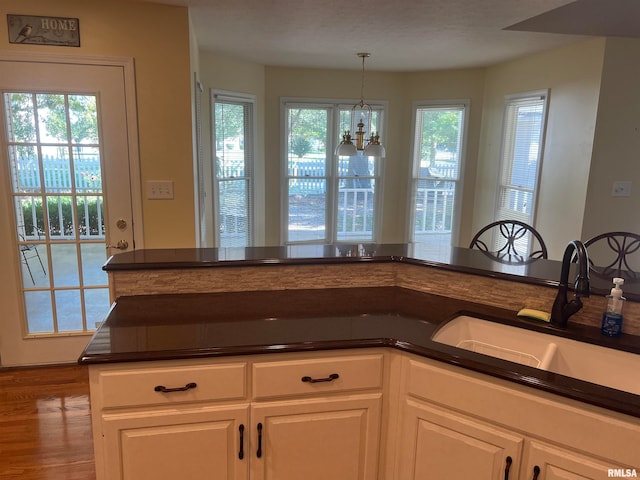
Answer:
6 92 109 334
410 103 467 255
0 57 137 365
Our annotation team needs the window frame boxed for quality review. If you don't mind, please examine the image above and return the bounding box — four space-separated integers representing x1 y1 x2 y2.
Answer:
494 90 549 228
408 99 469 248
211 89 256 248
280 97 386 245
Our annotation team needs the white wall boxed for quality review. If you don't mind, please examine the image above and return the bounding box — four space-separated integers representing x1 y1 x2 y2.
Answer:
582 37 640 239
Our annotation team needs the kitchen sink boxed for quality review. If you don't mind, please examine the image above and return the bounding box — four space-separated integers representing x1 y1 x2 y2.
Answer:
432 315 640 395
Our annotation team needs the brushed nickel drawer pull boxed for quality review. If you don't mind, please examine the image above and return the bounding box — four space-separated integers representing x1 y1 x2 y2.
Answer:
301 373 339 383
154 382 197 393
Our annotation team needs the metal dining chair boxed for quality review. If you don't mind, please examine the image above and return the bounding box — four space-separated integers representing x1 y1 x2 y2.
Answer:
18 226 47 284
469 220 548 262
583 231 640 281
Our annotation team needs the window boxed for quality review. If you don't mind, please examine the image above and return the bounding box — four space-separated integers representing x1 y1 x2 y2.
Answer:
495 91 548 252
409 102 467 252
283 100 384 244
212 91 255 247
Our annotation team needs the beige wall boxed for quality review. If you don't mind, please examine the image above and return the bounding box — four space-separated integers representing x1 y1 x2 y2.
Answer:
189 12 203 246
0 0 195 366
1 0 195 248
583 37 640 239
475 38 605 259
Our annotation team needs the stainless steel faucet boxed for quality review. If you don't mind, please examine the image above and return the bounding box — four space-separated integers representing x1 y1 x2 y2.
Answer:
550 240 591 328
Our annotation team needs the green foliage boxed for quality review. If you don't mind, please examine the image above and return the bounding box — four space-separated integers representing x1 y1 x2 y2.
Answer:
7 93 98 144
291 137 312 158
419 110 460 165
7 93 36 142
22 196 103 237
288 108 327 151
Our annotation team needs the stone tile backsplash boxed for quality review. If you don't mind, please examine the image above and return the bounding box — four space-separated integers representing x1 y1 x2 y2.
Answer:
109 262 639 336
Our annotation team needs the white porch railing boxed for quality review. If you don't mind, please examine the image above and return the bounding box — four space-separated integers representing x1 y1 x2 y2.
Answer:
17 156 105 240
337 188 374 239
414 187 454 234
19 156 458 244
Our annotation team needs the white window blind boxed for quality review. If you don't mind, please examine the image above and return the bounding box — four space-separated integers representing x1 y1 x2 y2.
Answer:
212 91 255 247
494 91 548 255
496 93 547 225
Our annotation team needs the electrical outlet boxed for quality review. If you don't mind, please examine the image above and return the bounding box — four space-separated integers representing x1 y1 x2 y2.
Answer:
612 181 632 197
147 180 174 199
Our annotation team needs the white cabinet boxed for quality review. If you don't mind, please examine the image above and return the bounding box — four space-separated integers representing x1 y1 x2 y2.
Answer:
88 348 640 480
397 398 523 479
90 359 249 480
522 440 619 480
249 354 383 480
102 405 249 480
396 397 622 480
89 351 384 480
250 395 381 480
395 354 640 480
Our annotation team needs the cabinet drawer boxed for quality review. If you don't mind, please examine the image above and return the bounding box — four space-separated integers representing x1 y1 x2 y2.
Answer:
97 362 247 408
252 354 383 399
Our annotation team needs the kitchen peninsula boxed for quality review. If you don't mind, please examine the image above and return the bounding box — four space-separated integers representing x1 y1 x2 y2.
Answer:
80 245 640 480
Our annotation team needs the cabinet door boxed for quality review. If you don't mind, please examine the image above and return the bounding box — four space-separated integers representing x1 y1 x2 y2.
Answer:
396 399 524 480
101 404 249 480
522 440 628 480
250 393 382 480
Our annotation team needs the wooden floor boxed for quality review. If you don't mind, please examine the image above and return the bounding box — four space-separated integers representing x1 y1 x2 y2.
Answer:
0 364 95 480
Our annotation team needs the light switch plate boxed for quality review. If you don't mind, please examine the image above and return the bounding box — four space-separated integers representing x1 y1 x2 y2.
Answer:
612 181 632 197
147 180 174 199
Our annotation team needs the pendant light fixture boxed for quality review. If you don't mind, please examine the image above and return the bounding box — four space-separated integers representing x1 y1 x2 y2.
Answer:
335 53 386 157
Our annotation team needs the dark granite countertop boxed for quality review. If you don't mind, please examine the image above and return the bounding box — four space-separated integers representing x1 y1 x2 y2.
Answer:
103 244 640 300
78 287 640 419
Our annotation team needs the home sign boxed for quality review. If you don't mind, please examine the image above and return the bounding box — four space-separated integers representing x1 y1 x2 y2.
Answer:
7 14 80 47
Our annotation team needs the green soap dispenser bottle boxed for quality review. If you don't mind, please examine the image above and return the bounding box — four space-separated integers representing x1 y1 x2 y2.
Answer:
601 277 625 337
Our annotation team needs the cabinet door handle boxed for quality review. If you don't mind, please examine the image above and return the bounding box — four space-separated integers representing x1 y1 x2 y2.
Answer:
301 373 339 383
238 424 244 460
256 423 263 458
153 382 197 393
531 465 541 480
504 456 512 480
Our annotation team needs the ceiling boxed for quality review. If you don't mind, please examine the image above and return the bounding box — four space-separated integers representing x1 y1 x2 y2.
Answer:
137 0 640 71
